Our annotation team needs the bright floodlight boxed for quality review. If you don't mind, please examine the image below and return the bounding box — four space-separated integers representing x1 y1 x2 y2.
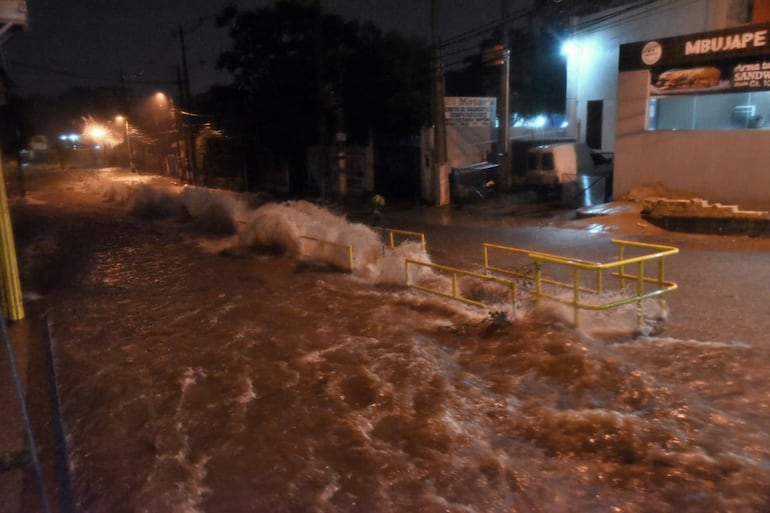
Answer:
86 125 107 140
561 40 578 58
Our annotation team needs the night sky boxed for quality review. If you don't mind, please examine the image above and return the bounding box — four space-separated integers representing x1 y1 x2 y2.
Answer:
3 0 515 98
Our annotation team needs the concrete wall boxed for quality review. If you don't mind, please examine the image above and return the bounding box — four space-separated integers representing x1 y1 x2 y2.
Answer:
616 72 770 208
446 126 494 169
570 0 770 208
616 130 770 208
566 0 725 153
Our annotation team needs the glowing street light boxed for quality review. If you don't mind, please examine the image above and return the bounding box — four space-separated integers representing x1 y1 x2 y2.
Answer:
561 39 578 59
115 115 135 171
85 124 107 144
154 91 189 180
82 121 109 167
154 91 170 107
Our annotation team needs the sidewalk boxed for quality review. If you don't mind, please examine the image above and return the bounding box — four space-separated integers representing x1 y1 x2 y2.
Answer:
1 299 68 513
1 315 34 513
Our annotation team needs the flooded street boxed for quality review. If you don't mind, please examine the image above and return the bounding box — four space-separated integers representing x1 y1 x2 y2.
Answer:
11 167 770 512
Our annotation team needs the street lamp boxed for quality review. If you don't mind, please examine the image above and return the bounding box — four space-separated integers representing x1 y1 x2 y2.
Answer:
84 123 107 166
115 115 135 171
85 124 106 142
155 91 191 181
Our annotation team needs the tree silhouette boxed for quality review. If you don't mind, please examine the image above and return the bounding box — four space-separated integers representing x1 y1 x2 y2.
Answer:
212 1 431 189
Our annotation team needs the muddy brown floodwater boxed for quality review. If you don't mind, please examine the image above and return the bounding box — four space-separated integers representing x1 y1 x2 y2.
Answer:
10 167 770 512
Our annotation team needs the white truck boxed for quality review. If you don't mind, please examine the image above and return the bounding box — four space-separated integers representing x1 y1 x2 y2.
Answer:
526 142 594 186
525 142 613 205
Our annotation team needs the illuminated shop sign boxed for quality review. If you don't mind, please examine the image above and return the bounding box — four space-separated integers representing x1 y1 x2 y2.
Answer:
619 22 770 95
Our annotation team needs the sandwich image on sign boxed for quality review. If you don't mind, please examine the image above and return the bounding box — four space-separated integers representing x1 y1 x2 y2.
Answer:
654 67 721 90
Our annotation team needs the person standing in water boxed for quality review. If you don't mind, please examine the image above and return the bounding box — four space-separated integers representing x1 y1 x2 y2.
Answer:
371 193 385 227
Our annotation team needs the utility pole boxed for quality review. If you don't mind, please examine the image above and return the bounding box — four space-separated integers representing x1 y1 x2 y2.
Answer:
499 0 511 189
431 0 448 206
313 0 328 197
176 66 189 180
179 25 198 184
119 70 135 170
0 15 24 321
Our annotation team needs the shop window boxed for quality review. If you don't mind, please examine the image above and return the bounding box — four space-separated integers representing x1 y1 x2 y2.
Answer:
648 90 770 131
527 151 555 171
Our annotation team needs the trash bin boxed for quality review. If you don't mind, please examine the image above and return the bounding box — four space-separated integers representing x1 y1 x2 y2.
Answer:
451 162 499 203
561 174 606 208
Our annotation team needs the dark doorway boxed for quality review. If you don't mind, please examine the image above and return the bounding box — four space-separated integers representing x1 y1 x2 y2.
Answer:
373 136 421 201
586 100 603 150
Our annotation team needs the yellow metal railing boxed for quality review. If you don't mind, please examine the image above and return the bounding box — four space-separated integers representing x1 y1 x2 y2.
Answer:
379 228 427 253
299 236 355 272
405 258 517 311
300 226 678 330
0 158 23 320
482 239 679 328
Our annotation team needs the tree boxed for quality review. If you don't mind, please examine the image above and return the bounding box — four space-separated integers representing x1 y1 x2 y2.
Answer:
214 1 431 187
0 67 32 158
343 26 432 140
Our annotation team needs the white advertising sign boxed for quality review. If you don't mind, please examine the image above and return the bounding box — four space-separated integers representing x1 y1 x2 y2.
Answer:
444 97 496 127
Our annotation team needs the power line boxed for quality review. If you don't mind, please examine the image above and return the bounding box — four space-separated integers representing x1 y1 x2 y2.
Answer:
570 0 687 34
437 7 532 51
5 59 175 89
433 0 687 75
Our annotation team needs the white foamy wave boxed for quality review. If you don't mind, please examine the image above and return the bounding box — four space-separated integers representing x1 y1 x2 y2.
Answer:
237 200 383 270
131 366 214 513
134 454 211 513
235 376 257 404
86 177 531 316
373 241 430 285
527 291 671 341
87 173 677 335
83 169 165 205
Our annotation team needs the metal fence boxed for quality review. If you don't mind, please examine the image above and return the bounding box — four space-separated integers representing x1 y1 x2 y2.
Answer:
482 239 679 327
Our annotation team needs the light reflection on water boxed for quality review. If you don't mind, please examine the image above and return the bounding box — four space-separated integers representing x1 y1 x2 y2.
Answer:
31 179 770 512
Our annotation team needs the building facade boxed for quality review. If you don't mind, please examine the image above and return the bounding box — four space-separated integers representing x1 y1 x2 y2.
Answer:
565 0 770 207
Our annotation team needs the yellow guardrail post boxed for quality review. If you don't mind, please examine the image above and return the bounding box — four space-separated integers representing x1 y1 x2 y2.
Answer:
405 259 410 286
573 268 581 327
382 228 427 253
597 269 603 296
0 157 24 320
658 257 665 288
657 256 667 314
533 261 543 306
636 260 644 328
618 243 625 290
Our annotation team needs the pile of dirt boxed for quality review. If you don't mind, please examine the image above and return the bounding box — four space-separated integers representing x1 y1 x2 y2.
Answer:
623 182 698 203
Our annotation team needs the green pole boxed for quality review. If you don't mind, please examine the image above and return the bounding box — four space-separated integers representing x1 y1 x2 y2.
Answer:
0 156 24 320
